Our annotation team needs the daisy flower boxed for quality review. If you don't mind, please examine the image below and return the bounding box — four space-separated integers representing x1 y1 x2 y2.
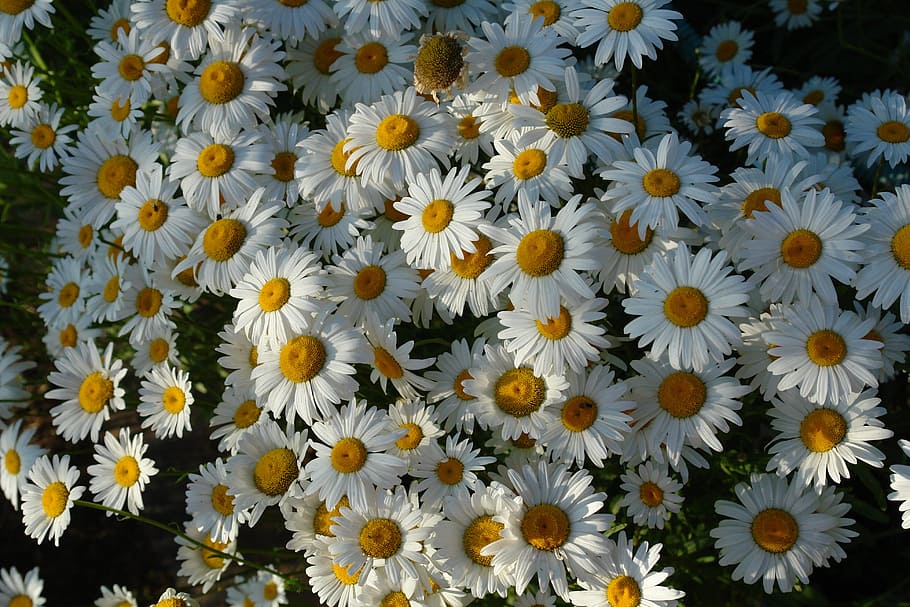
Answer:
0 420 45 509
54 206 102 262
504 0 581 42
46 340 127 443
699 21 753 76
117 274 180 345
737 187 867 305
112 163 204 264
304 399 407 513
855 185 910 323
0 0 53 42
137 363 194 439
9 102 76 172
799 152 861 204
845 89 910 167
304 535 365 607
710 473 838 593
483 138 574 209
217 323 259 392
176 524 240 593
572 0 682 71
767 388 892 490
329 485 432 587
252 304 370 424
239 572 285 607
421 228 501 319
765 297 882 405
225 419 308 527
853 301 910 383
131 0 238 62
386 399 444 468
677 98 721 136
21 454 85 546
467 14 571 106
87 0 131 43
243 0 336 43
623 244 750 372
87 428 159 515
735 305 786 400
607 84 671 142
0 566 45 607
258 115 308 207
285 30 344 114
628 356 749 467
425 337 485 434
95 584 136 607
799 76 842 107
0 339 35 419
485 460 612 600
889 439 910 529
412 31 470 101
174 187 287 296
721 90 825 166
229 244 326 347
334 0 427 37
365 318 435 400
601 131 719 237
498 297 610 375
284 493 349 555
482 194 600 322
344 87 454 195
168 128 272 219
131 327 180 378
618 461 684 530
539 364 633 468
178 24 286 139
412 434 495 510
37 256 88 330
427 0 497 33
0 60 41 128
92 28 169 106
209 387 265 455
464 343 568 441
392 166 491 271
43 315 102 360
770 0 823 29
331 31 416 106
59 126 160 226
289 199 374 261
185 458 249 543
326 234 420 326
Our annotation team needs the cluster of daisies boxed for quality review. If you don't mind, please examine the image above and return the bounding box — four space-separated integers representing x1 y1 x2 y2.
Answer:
1 0 910 605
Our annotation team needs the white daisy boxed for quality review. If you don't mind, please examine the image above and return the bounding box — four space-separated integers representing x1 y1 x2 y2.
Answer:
131 0 238 62
117 274 180 346
0 60 42 128
21 454 85 546
0 339 36 419
365 318 435 400
95 584 136 607
421 229 501 319
618 461 684 530
149 588 199 607
304 535 365 607
243 0 336 43
333 0 427 37
412 434 495 511
137 362 194 439
9 102 76 172
677 98 721 136
606 84 672 142
888 439 910 529
698 20 753 76
504 0 581 42
37 255 88 331
284 493 349 555
175 524 240 593
845 89 910 168
735 304 786 400
853 301 910 383
92 28 169 106
0 420 46 509
483 138 574 209
217 323 259 392
0 566 45 607
42 315 102 361
289 198 374 262
448 94 495 166
385 399 444 468
799 76 842 107
257 115 308 207
425 337 485 434
770 0 823 29
427 0 498 33
209 387 265 456
185 458 249 543
0 0 53 42
87 0 131 43
285 30 344 115
46 340 127 443
700 63 785 113
331 31 416 106
87 427 158 515
131 327 180 378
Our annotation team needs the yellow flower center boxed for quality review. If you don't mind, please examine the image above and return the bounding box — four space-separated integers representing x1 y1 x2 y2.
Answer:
663 286 708 328
495 46 531 77
42 481 69 518
384 197 409 221
787 0 808 13
373 347 404 379
877 120 910 144
436 457 465 485
451 235 494 279
271 151 297 183
314 496 349 536
560 395 598 432
0 0 34 15
462 514 503 566
197 143 235 177
258 277 291 313
58 281 80 308
376 114 421 151
254 447 299 496
657 371 706 419
174 258 199 287
149 338 170 363
741 187 781 219
642 168 681 198
31 123 56 149
359 518 402 558
155 598 189 607
422 198 455 233
727 86 756 108
210 483 235 516
249 345 259 368
891 224 910 269
110 18 130 40
7 84 27 109
715 39 738 62
331 139 360 177
317 202 346 227
162 386 186 414
102 276 121 303
78 224 93 249
546 103 589 138
97 155 138 199
609 210 652 254
535 306 572 340
453 369 475 400
232 399 261 429
135 200 169 235
380 592 410 607
136 287 163 318
118 54 145 81
395 423 424 451
313 37 343 75
8 595 32 607
606 575 642 607
751 508 799 553
414 34 465 91
823 120 846 151
203 218 246 262
114 455 140 487
79 371 114 413
279 335 327 383
780 229 822 268
521 503 570 551
263 582 278 601
528 0 560 25
802 89 824 105
200 60 244 104
805 329 847 366
512 148 547 180
608 2 643 31
639 481 664 507
332 563 361 585
353 265 387 299
611 109 647 140
355 41 389 74
59 324 78 348
201 535 229 569
493 367 546 417
516 229 564 277
165 0 211 26
512 432 537 449
457 115 481 139
799 408 847 452
331 437 368 473
4 448 20 474
756 112 792 139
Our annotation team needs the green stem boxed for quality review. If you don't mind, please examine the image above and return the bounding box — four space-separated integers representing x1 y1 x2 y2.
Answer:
871 156 885 199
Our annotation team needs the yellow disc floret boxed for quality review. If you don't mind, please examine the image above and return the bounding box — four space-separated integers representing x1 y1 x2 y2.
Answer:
331 437 368 473
199 60 244 104
421 199 455 233
657 372 706 419
258 277 291 313
516 229 564 277
663 286 708 327
354 42 388 75
210 483 235 516
805 329 847 366
493 367 546 417
891 224 910 269
373 347 404 379
165 0 210 26
359 518 402 558
162 386 186 414
607 2 643 32
756 112 792 139
138 199 169 231
97 155 138 199
114 455 140 487
462 514 503 566
512 148 547 180
642 168 681 198
780 229 822 268
561 396 598 432
495 46 531 77
376 114 421 151
353 265 387 300
606 575 642 607
79 371 114 413
197 143 235 177
520 503 570 551
42 481 69 518
202 218 246 262
536 306 572 340
751 508 799 553
546 103 589 138
436 457 465 485
279 335 327 383
254 447 299 496
800 408 847 452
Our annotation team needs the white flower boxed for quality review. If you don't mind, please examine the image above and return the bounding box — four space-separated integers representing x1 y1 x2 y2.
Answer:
21 454 85 546
87 428 158 515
